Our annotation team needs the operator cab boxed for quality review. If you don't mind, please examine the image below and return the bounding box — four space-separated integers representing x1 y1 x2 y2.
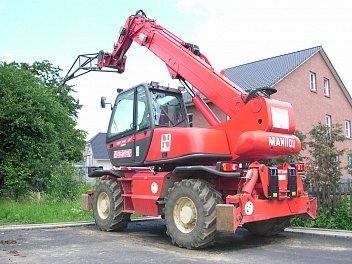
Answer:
105 82 188 167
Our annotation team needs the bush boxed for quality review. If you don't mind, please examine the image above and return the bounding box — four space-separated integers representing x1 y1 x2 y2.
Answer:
46 162 81 201
291 201 352 230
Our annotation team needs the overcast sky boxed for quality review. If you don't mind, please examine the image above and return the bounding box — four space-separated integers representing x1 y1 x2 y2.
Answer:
1 0 351 139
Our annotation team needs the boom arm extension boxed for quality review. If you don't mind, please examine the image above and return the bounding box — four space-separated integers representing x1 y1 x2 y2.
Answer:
97 10 250 120
60 52 123 86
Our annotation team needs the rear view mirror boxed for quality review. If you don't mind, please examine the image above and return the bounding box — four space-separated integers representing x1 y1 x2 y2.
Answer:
100 96 107 108
101 96 113 110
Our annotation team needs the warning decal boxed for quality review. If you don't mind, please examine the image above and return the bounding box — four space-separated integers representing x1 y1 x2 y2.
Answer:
161 134 171 152
271 107 289 130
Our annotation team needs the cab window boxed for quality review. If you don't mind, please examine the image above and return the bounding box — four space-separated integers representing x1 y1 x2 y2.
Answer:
108 89 134 137
151 91 185 127
137 87 150 131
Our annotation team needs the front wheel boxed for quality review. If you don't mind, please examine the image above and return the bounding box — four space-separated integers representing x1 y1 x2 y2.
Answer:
164 179 224 249
92 180 131 231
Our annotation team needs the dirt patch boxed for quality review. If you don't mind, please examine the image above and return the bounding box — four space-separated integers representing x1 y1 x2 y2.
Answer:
7 250 20 256
0 240 17 244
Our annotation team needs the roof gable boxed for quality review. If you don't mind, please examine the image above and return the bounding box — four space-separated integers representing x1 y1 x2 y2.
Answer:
224 46 322 91
318 49 352 106
88 132 109 160
184 45 352 108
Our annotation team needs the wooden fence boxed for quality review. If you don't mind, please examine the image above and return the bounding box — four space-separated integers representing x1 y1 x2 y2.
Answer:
308 180 352 216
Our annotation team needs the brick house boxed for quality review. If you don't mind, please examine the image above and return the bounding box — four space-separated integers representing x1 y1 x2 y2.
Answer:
185 46 352 178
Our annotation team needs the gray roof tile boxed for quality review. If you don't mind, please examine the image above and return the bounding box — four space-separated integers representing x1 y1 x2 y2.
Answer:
88 132 109 160
183 46 322 104
224 46 322 91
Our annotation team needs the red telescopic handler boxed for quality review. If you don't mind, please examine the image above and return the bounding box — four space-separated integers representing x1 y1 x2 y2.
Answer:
63 10 316 249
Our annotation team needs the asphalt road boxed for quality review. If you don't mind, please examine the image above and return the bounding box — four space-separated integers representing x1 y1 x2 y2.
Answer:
1 219 351 264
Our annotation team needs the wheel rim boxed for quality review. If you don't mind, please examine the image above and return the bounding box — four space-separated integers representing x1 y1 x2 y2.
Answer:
97 192 110 220
173 196 197 233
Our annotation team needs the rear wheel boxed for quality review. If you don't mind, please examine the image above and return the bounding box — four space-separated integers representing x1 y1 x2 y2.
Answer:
93 180 131 231
243 216 291 236
164 179 223 249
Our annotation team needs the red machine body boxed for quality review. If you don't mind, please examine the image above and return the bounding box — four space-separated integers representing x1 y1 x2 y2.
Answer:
97 11 301 162
68 10 317 249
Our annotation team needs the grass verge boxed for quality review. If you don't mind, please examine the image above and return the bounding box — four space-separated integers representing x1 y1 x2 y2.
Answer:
0 184 144 225
0 197 94 225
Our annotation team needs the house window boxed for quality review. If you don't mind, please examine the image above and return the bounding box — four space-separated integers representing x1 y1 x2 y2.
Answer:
348 154 352 173
187 113 193 127
325 115 331 127
324 78 330 96
346 120 351 138
314 154 319 169
310 72 317 91
326 115 332 138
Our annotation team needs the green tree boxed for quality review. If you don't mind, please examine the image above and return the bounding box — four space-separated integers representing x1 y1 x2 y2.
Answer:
305 122 346 188
0 61 87 198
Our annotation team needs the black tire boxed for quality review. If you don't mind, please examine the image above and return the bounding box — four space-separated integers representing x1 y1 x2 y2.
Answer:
92 180 131 231
243 216 291 236
164 179 224 249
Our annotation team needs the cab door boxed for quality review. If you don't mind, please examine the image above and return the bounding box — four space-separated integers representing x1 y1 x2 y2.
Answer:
106 85 153 167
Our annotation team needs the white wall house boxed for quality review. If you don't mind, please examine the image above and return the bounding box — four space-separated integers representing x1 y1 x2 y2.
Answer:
81 132 112 184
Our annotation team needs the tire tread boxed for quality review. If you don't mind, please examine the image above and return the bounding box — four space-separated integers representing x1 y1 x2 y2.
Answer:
93 180 131 232
164 179 223 249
